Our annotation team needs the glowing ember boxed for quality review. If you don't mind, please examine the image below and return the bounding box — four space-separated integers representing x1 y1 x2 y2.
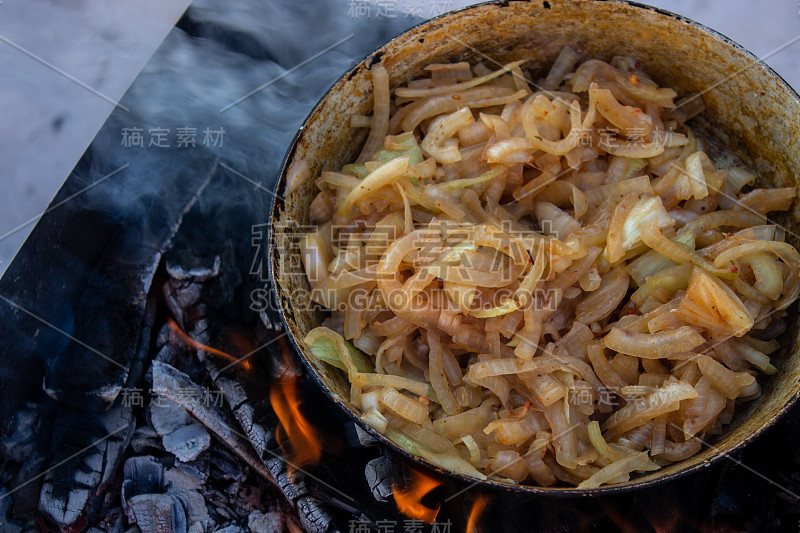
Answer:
167 318 251 371
270 379 323 469
466 495 490 533
392 468 442 524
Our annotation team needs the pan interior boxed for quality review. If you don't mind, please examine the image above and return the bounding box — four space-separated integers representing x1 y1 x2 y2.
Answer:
272 0 800 493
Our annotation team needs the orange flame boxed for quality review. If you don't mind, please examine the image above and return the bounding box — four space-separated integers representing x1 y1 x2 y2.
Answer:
167 318 252 371
393 468 442 524
270 379 322 469
466 495 490 533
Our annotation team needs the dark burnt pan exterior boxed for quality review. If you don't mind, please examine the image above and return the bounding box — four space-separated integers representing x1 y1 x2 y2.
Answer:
269 0 800 495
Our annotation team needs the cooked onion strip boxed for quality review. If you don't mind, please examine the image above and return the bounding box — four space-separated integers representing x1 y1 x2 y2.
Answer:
356 65 390 163
604 326 705 359
395 60 527 98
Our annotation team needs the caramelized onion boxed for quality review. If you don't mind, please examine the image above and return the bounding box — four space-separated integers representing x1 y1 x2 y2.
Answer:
296 52 799 488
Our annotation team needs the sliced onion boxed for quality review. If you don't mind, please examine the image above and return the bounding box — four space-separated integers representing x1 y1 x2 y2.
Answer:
741 253 783 301
620 194 675 251
522 372 566 406
402 87 526 132
640 217 731 278
379 387 429 425
735 187 796 214
607 192 639 264
556 322 595 359
683 376 727 439
604 326 704 359
542 46 581 90
490 450 530 482
421 107 474 164
696 355 754 399
356 65 390 163
484 413 545 445
543 400 578 469
338 156 410 217
602 380 697 440
486 137 534 164
577 451 658 489
353 373 431 398
587 339 629 391
585 175 653 206
521 95 586 155
589 85 653 137
719 167 755 209
377 229 441 330
658 438 702 461
675 266 754 337
535 201 582 240
575 266 630 324
433 399 499 437
396 60 526 98
427 329 460 415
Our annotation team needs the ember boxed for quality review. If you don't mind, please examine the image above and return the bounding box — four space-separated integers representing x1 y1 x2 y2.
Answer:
167 317 252 372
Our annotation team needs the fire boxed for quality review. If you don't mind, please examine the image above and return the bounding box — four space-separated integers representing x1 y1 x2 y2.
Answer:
167 318 251 371
393 468 442 524
466 495 490 533
270 379 322 469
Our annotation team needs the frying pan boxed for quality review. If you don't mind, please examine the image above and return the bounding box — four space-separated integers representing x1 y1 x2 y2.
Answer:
269 0 800 495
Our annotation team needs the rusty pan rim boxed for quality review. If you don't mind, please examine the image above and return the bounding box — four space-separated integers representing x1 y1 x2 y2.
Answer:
268 0 800 497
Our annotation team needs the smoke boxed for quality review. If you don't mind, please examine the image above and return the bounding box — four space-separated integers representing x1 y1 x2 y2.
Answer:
0 0 421 421
81 0 419 220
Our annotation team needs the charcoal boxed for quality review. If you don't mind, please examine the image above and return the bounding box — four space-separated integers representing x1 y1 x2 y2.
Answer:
296 496 337 533
98 506 126 533
122 456 164 498
210 448 247 483
124 299 157 395
352 424 378 448
163 281 203 330
247 511 283 533
1 488 25 533
9 454 46 517
152 326 206 385
164 240 240 314
0 403 40 463
125 493 187 533
1 403 46 519
209 502 233 522
161 241 339 533
121 456 212 533
38 403 134 530
130 427 163 455
150 399 211 463
163 469 209 526
364 457 392 503
213 524 244 533
167 255 221 282
229 403 272 460
150 362 274 483
176 454 210 485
